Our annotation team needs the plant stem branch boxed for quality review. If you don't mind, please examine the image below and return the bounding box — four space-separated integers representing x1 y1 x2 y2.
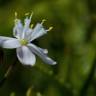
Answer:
80 59 96 96
0 57 17 87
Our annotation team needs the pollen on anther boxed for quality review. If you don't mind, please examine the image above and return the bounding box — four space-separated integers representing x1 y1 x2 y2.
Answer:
41 19 46 24
30 24 34 28
47 27 53 31
25 12 30 16
15 12 18 18
30 12 33 17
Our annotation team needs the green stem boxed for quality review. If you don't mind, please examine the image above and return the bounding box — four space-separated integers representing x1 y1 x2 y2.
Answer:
80 59 96 96
0 58 17 87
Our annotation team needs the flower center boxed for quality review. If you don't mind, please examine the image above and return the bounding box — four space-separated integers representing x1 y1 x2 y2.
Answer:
19 39 28 45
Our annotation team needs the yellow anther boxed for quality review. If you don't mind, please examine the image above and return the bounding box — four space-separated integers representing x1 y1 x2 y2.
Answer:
30 11 33 16
30 24 34 28
15 12 18 18
41 19 46 24
47 27 53 31
30 11 33 19
25 12 29 16
20 39 28 45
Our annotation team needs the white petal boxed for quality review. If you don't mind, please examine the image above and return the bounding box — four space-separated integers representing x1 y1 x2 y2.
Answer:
28 44 57 65
16 46 36 66
24 13 33 27
0 36 14 41
30 23 47 41
0 36 13 45
1 38 21 49
22 17 32 39
38 47 48 54
13 19 23 39
24 28 33 41
24 17 31 27
33 23 43 33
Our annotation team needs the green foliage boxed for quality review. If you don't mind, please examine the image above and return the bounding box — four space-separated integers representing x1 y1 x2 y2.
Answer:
0 0 96 96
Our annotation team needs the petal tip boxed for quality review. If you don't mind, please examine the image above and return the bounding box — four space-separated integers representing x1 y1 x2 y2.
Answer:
46 57 57 65
53 61 57 65
22 62 36 66
44 49 48 54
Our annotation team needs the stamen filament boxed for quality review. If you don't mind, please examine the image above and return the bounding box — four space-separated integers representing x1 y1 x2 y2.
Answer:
15 12 18 18
46 27 53 31
30 12 33 19
25 12 30 16
41 19 46 24
30 24 34 28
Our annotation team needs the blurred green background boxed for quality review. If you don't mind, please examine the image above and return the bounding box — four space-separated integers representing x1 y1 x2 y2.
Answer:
0 0 96 96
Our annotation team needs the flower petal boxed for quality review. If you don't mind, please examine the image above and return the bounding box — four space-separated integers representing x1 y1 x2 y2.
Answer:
16 46 36 66
28 44 57 65
1 38 21 49
13 19 23 39
22 16 32 39
24 28 33 41
24 12 33 28
0 36 13 45
0 36 14 41
38 47 48 54
24 17 31 28
33 23 43 33
30 23 47 41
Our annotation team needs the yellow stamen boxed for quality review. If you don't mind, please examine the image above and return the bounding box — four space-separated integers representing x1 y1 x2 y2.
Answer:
15 12 18 18
30 12 33 17
41 19 46 24
14 12 19 24
30 24 34 28
20 39 28 45
25 12 29 16
47 27 53 31
30 11 33 19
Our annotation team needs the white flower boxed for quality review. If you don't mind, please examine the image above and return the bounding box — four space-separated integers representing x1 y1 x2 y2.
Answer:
0 12 57 66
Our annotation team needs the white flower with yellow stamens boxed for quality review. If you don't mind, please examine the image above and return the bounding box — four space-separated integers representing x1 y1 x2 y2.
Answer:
0 12 57 66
